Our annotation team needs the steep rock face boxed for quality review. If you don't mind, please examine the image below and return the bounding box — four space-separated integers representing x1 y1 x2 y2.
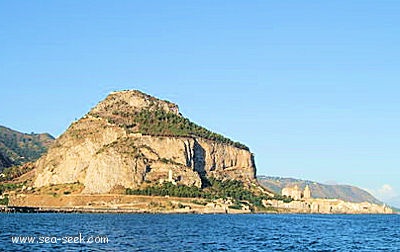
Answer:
33 90 256 194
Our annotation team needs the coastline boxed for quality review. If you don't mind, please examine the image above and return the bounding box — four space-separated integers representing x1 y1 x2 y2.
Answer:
1 206 397 214
2 193 395 215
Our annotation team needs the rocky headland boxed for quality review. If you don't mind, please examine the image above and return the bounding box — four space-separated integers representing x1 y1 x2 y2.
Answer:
33 90 256 193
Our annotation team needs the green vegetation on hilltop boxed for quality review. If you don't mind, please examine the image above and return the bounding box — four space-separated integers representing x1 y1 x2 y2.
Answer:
88 91 249 150
94 109 249 150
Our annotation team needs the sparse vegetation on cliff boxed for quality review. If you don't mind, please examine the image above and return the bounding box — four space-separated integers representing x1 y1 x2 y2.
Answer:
0 195 8 205
91 101 249 150
0 163 35 182
0 183 24 194
0 182 24 205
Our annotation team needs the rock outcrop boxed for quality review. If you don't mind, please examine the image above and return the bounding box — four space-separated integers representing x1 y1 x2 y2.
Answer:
33 90 256 193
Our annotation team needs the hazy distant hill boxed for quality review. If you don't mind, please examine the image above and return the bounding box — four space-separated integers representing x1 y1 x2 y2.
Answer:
0 125 54 171
258 176 381 204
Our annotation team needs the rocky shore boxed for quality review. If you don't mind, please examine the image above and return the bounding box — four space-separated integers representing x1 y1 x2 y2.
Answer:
3 193 394 214
6 194 252 214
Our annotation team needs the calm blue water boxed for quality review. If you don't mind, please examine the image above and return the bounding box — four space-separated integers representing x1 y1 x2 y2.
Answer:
0 214 399 251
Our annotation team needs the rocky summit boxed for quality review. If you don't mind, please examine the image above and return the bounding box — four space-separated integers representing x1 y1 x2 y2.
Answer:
33 90 256 194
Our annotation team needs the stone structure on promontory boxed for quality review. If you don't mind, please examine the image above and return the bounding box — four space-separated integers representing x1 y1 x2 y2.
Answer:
33 90 256 194
282 185 311 200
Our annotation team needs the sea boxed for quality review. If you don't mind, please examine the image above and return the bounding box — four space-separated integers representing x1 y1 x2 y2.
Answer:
1 213 399 251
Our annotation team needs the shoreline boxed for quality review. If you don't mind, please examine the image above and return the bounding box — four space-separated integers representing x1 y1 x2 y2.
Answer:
0 206 247 214
5 193 395 215
1 205 397 215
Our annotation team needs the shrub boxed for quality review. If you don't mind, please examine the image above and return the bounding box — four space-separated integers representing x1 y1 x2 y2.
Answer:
0 196 9 205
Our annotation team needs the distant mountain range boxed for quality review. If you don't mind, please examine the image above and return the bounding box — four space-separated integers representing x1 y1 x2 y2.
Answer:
0 125 54 171
257 176 382 205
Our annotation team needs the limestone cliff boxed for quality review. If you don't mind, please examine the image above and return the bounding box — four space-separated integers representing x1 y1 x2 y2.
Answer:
33 90 256 193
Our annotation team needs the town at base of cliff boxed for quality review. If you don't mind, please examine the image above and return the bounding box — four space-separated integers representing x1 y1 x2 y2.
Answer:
263 185 393 214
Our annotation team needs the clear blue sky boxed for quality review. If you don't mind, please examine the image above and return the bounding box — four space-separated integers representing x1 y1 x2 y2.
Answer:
1 1 399 206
